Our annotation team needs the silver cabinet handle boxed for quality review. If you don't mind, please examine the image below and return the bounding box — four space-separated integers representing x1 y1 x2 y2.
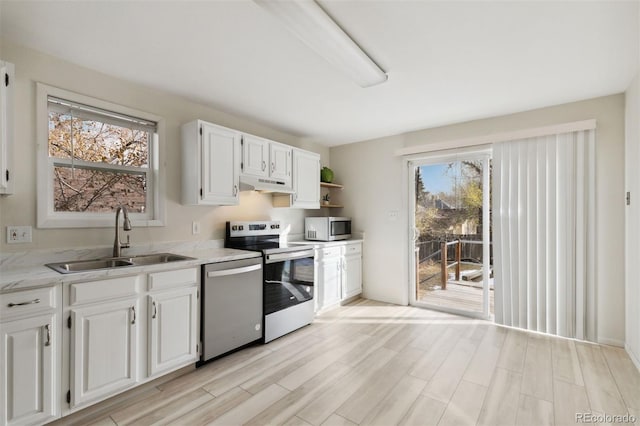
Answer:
207 263 262 278
271 162 275 173
44 324 51 347
262 161 266 171
8 298 40 307
152 301 157 319
131 306 136 325
233 185 238 196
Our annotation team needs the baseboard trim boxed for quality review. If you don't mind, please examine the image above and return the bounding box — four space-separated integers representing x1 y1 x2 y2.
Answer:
625 344 640 372
598 337 625 347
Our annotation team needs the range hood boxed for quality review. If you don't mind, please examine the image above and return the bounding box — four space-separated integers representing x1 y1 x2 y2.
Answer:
239 175 295 194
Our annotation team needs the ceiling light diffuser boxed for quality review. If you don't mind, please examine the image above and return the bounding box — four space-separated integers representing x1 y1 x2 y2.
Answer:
254 0 387 88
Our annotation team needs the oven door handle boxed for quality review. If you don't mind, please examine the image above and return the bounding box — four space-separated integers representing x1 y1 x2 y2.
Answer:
207 263 262 278
265 250 315 264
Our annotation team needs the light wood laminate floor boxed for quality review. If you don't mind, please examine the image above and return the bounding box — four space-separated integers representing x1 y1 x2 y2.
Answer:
50 299 640 426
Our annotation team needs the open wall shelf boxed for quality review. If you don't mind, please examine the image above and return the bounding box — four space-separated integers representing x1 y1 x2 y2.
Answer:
320 181 344 208
320 182 344 189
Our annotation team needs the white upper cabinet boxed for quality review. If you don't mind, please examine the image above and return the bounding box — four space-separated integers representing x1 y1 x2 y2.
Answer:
181 120 241 205
292 149 320 209
240 134 292 188
0 60 14 195
269 142 292 185
241 135 269 178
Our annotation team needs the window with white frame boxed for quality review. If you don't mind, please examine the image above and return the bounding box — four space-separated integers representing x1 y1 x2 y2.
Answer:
37 84 164 228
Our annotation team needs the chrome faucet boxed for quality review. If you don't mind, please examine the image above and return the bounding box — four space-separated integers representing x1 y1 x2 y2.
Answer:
113 206 132 257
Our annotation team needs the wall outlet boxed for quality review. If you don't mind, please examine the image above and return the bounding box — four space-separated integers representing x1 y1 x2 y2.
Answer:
192 221 201 235
7 226 32 244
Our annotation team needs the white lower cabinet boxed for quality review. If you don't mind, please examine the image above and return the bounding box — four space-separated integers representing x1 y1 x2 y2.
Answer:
0 313 58 425
70 297 139 408
148 286 198 376
315 242 363 313
62 267 199 415
342 254 362 300
317 250 342 311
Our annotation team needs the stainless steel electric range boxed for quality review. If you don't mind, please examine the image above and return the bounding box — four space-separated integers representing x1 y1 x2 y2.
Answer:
225 221 315 342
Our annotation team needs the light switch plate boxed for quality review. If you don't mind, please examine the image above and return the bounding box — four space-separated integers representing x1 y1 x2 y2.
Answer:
192 221 201 235
7 226 32 244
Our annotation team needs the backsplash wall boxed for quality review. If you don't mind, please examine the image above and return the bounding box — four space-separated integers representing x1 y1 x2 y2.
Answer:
0 40 329 252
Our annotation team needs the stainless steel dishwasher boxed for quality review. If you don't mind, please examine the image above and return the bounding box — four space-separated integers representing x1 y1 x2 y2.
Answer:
200 256 263 363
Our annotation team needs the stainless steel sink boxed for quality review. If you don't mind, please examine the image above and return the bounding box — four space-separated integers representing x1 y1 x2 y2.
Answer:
46 253 195 274
46 258 134 274
125 253 194 265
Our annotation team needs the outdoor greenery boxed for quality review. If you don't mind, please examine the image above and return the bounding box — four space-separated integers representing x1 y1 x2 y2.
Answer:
415 160 484 240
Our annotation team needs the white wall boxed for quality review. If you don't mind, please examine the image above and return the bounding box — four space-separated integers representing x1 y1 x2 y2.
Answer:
0 40 329 253
625 71 640 366
331 94 626 346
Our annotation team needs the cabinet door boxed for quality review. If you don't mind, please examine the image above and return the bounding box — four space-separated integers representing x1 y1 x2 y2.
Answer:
70 298 138 408
0 61 14 195
292 149 320 209
242 135 268 178
148 287 198 376
270 143 292 184
0 314 57 425
342 254 363 299
201 122 240 205
319 257 342 310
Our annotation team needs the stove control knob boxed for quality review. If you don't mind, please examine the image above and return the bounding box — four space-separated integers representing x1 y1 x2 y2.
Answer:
276 224 280 228
270 224 276 229
239 225 244 230
232 226 237 231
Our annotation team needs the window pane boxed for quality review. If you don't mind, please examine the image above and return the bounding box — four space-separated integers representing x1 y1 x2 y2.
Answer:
53 165 147 213
48 111 149 167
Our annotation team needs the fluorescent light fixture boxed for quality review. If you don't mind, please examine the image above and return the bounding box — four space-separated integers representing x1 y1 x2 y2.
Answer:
254 0 387 88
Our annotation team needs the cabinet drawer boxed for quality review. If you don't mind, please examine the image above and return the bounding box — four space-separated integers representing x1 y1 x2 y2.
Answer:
70 275 139 306
1 286 57 320
148 268 198 291
318 247 342 259
344 243 362 256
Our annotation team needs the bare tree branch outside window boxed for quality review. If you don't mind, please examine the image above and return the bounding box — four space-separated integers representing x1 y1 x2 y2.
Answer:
48 109 150 213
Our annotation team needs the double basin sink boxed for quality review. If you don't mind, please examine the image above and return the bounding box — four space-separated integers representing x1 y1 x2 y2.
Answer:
46 253 195 274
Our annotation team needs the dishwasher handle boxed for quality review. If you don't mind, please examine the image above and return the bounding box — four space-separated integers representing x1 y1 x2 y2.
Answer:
207 263 262 278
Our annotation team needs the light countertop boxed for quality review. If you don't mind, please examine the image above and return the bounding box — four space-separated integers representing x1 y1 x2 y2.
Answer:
0 247 260 294
287 239 363 248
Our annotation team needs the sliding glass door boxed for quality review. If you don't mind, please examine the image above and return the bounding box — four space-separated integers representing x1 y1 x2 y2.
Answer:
409 150 492 319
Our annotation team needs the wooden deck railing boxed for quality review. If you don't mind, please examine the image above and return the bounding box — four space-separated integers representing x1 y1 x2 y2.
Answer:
416 239 492 290
440 240 461 290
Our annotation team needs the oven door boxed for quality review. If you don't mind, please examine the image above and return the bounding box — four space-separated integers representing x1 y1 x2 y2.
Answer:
264 249 315 315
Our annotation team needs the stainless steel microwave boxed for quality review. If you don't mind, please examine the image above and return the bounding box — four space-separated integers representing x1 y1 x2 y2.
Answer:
305 217 352 241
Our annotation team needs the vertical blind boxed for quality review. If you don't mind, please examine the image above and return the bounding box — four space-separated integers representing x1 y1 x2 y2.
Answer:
492 129 596 341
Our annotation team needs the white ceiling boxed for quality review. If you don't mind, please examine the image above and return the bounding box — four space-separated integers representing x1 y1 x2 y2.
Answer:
1 1 638 146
